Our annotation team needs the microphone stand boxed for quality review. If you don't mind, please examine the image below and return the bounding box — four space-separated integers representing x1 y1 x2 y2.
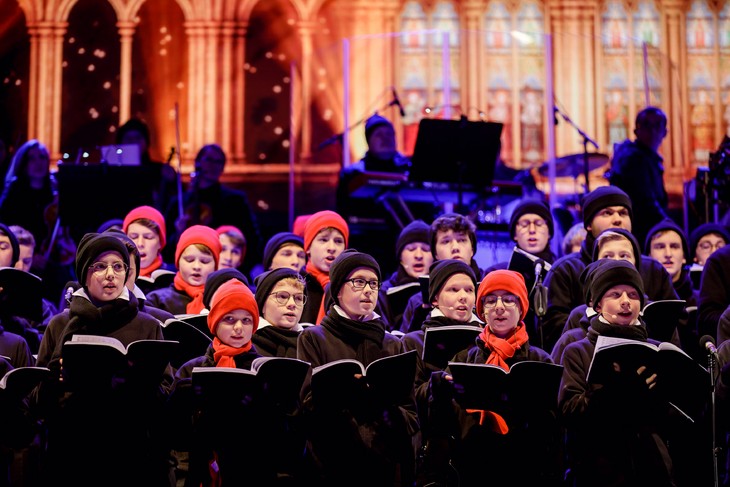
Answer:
532 263 548 350
315 97 401 152
708 351 720 487
554 106 599 193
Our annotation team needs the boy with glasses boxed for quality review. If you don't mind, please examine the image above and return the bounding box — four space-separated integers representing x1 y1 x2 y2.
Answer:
297 249 419 487
253 267 311 357
35 232 173 485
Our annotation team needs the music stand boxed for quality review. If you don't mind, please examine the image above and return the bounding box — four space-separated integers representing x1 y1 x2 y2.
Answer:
410 118 502 213
56 163 159 243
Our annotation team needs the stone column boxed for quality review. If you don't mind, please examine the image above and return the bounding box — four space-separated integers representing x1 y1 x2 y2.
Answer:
117 21 135 125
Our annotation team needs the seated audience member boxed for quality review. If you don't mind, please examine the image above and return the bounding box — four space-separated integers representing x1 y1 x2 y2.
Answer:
34 232 173 486
299 210 349 324
400 212 483 334
146 225 221 315
424 270 557 487
262 231 306 272
543 186 677 353
253 267 311 358
559 259 706 487
296 249 419 487
123 205 174 294
215 224 246 271
378 220 433 331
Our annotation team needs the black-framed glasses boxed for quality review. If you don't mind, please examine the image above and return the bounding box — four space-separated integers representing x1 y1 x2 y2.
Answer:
347 278 381 290
482 294 518 308
269 291 306 306
89 262 128 275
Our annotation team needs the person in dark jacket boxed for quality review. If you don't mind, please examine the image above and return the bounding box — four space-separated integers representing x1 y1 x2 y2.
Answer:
169 279 284 486
608 106 669 247
165 144 262 277
146 225 221 316
378 219 433 331
558 259 688 487
297 249 419 487
253 267 312 357
400 212 483 333
425 270 557 487
542 185 678 353
644 219 699 356
262 231 306 272
34 232 174 486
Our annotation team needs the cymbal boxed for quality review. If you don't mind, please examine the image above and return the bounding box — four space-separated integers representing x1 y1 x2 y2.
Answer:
537 153 609 178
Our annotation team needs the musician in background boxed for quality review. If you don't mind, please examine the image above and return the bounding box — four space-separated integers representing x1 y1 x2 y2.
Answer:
335 113 411 219
0 139 54 247
116 118 178 212
165 144 262 279
608 106 670 248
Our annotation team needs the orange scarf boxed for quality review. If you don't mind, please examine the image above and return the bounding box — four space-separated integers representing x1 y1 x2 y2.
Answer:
173 272 206 314
139 255 163 278
466 324 530 434
306 261 330 324
480 323 529 371
212 337 252 368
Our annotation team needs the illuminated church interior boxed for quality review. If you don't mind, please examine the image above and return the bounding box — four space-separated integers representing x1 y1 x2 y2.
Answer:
2 0 730 235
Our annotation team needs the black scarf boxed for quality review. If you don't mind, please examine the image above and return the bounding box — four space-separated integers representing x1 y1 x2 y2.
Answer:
586 315 649 344
252 326 301 358
320 308 386 364
48 293 140 373
421 314 480 331
389 266 417 288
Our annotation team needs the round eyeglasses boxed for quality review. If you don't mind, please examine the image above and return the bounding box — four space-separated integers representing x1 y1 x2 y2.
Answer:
482 294 519 308
269 291 307 306
89 262 128 275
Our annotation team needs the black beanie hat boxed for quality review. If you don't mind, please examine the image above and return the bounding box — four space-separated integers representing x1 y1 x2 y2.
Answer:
592 227 641 270
364 114 393 143
689 223 730 260
581 186 633 230
395 220 431 259
644 219 689 259
430 212 477 257
103 228 141 280
263 232 304 270
508 199 554 239
254 267 302 313
580 258 618 306
589 259 645 309
328 249 381 306
427 259 477 304
96 218 124 234
0 222 20 267
75 233 130 287
202 268 249 310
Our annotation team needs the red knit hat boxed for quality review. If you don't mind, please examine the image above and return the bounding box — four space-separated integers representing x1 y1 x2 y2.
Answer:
207 279 259 335
303 210 349 251
175 225 222 269
476 270 529 321
292 214 311 237
215 225 244 237
123 205 167 249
